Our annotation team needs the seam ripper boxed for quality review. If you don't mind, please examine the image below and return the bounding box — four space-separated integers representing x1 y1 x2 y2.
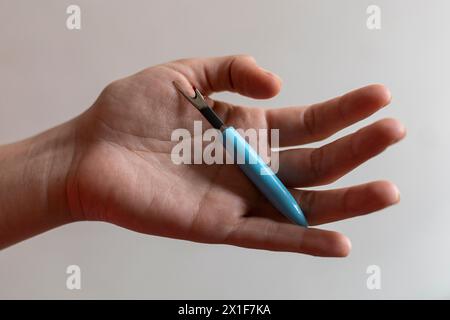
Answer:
173 81 308 227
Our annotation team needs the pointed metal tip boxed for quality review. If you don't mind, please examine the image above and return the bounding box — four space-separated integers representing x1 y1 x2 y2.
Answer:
172 80 208 110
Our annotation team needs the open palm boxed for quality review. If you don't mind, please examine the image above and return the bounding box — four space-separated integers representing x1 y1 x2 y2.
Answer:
67 55 405 257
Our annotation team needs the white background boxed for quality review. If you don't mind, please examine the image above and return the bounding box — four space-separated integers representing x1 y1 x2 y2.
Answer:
0 0 449 299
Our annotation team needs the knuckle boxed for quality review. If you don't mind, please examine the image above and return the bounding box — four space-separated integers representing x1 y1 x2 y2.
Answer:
302 108 316 138
310 147 325 181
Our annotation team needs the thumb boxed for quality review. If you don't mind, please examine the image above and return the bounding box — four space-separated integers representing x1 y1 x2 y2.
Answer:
170 55 282 99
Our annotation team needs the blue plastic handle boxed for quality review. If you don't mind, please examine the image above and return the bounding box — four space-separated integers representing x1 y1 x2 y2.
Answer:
223 127 308 227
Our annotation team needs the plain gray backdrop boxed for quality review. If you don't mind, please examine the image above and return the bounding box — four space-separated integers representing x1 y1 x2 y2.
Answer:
1 0 449 299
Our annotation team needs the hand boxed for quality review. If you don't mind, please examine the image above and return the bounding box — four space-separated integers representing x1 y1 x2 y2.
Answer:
0 55 405 256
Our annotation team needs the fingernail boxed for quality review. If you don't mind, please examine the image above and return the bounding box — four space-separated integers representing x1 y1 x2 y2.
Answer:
336 236 352 257
261 68 282 82
392 184 401 203
398 124 407 140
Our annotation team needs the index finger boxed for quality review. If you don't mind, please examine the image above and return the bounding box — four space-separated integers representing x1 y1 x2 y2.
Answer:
266 84 392 147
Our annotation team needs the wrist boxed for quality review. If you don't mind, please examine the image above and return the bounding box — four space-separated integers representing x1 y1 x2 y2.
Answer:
0 119 78 249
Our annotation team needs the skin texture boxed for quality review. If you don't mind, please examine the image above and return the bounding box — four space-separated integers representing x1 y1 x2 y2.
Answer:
0 55 406 256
